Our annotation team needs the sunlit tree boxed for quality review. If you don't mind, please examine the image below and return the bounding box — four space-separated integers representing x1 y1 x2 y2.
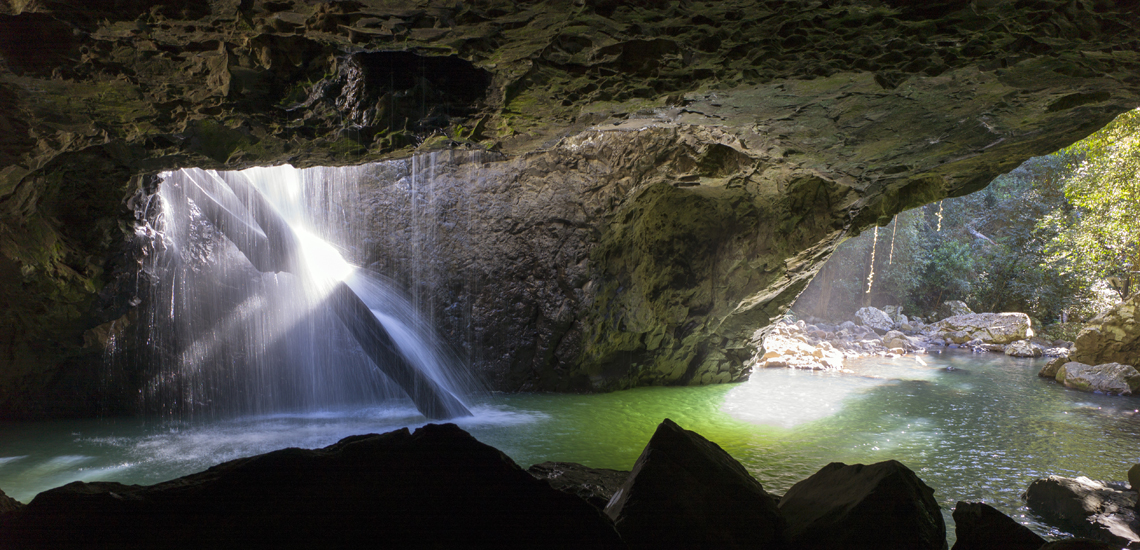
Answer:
1044 108 1140 301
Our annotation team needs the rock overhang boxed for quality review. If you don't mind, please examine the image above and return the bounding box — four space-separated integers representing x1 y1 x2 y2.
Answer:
0 0 1138 416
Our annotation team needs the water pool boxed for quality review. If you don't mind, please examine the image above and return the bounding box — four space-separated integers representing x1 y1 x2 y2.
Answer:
2 350 1137 542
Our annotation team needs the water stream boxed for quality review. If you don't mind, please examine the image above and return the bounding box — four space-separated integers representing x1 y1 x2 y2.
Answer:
2 350 1138 543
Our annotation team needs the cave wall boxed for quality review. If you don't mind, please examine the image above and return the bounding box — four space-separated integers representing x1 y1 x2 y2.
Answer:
0 0 1138 416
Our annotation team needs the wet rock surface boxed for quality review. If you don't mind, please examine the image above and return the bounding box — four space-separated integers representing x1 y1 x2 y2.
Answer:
951 501 1046 550
778 459 947 550
1024 475 1140 549
1 0 1139 415
603 418 785 549
0 423 624 550
0 488 21 515
528 461 629 511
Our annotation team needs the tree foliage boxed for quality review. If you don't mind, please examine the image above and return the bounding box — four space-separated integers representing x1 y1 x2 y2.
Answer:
794 108 1140 326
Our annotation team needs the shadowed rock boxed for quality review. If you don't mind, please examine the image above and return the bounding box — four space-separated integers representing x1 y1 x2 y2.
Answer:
1024 475 1140 548
778 460 947 550
528 461 630 510
603 418 785 549
951 501 1045 550
0 423 623 550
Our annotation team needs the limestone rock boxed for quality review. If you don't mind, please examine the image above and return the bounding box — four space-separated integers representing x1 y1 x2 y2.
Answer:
950 501 1045 550
758 322 846 370
1024 475 1140 548
0 424 624 549
528 461 630 510
778 460 947 550
928 313 1033 345
1056 362 1140 395
1071 293 1140 368
604 418 785 549
938 301 975 320
1005 340 1043 358
1040 357 1068 379
856 307 895 332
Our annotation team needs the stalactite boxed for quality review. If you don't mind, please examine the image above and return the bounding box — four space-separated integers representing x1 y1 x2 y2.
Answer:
866 225 878 295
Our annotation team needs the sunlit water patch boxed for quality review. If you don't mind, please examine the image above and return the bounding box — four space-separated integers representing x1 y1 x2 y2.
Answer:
1 350 1137 544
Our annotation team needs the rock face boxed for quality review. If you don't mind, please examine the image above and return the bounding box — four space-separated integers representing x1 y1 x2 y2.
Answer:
927 313 1034 346
528 461 629 511
856 306 895 332
1024 475 1140 548
1071 293 1140 368
2 0 1139 415
951 501 1046 550
1055 362 1140 395
778 460 947 550
603 418 785 549
0 423 624 549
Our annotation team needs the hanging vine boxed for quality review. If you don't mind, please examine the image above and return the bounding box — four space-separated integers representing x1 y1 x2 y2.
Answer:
936 200 944 232
888 215 898 265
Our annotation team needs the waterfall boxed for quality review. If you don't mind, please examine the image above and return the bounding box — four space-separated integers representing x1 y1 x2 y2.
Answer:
129 161 477 420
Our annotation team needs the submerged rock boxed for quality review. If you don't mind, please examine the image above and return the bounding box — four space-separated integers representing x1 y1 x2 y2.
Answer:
1056 362 1140 395
604 418 785 549
778 460 947 550
0 424 623 549
1024 475 1140 548
1038 540 1122 550
528 461 630 511
951 501 1045 550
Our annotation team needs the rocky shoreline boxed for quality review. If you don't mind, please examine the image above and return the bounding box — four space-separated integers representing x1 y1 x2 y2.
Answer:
0 421 1134 549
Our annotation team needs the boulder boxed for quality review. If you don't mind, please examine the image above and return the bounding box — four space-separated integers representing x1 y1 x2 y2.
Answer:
1005 340 1043 358
951 501 1046 550
856 307 895 332
1071 293 1140 367
1038 540 1125 550
1131 464 1140 507
1024 475 1140 548
604 418 785 549
0 424 624 550
938 301 975 320
1040 357 1068 378
0 488 22 514
528 461 630 510
758 322 846 370
883 330 910 351
778 460 946 550
1056 362 1140 395
928 313 1033 345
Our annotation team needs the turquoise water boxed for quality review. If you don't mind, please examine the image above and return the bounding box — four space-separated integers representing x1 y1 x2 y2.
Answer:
2 350 1137 541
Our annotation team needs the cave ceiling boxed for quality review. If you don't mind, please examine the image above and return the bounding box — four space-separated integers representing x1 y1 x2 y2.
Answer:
0 0 1138 416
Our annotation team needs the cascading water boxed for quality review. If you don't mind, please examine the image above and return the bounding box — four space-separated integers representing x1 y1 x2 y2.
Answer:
126 161 478 420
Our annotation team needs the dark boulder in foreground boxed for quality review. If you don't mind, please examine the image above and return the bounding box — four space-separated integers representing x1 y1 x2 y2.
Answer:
528 461 629 511
1024 475 1140 548
0 423 623 550
0 488 22 514
1039 539 1124 549
603 418 785 549
951 501 1045 550
778 459 947 550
